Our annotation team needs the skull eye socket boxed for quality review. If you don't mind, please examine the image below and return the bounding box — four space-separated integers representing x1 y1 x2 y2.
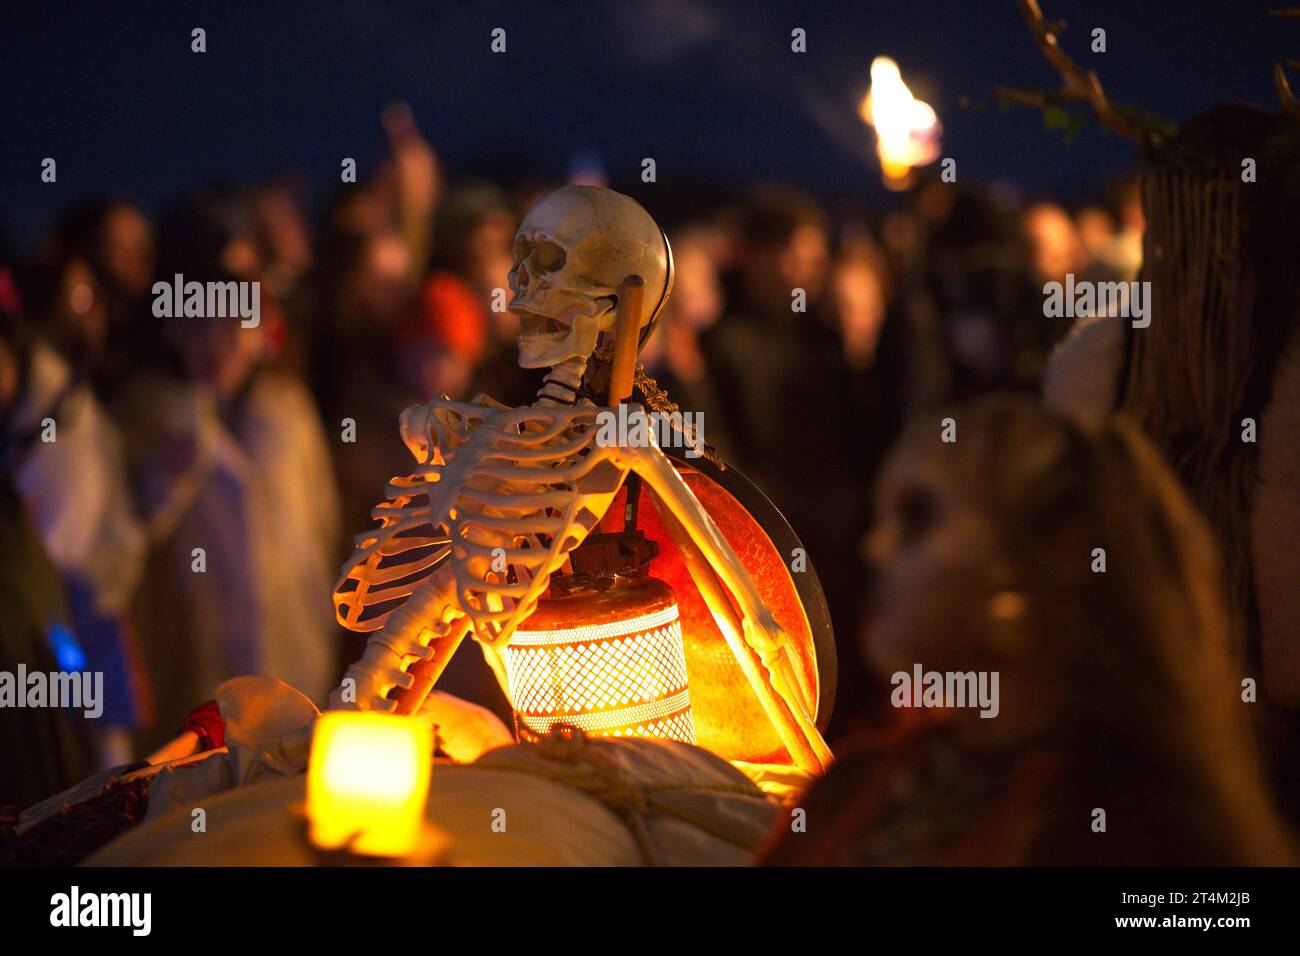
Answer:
513 235 534 265
531 238 567 274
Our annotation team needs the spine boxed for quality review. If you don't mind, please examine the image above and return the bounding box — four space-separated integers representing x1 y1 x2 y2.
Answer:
536 356 587 406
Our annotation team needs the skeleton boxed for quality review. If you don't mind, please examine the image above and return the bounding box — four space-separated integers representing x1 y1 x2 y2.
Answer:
331 186 831 773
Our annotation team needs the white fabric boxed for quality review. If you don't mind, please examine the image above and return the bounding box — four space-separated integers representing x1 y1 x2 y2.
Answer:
1042 313 1125 428
87 677 776 865
11 342 145 615
124 372 341 705
144 676 318 819
92 740 774 866
416 689 515 763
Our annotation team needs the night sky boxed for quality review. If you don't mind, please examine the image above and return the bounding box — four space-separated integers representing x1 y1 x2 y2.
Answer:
1 0 1290 248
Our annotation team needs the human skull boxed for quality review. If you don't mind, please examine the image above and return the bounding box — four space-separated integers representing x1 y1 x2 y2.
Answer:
509 185 673 369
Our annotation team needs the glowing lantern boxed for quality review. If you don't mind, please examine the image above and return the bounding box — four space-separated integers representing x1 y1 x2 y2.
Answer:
307 711 432 857
860 56 941 190
506 575 696 743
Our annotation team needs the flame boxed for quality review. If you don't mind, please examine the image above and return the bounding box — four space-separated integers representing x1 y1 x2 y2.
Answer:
860 56 941 189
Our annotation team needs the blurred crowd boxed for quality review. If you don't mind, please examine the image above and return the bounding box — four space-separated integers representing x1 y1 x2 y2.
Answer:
1 105 1172 818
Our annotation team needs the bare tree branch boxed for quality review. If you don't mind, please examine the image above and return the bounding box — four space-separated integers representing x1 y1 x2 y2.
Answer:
1006 0 1158 141
1275 63 1300 117
1271 9 1300 115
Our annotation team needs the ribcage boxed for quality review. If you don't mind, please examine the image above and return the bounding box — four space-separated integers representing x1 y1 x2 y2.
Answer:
333 401 625 646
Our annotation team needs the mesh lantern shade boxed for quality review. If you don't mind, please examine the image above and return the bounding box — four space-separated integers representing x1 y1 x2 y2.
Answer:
505 576 696 743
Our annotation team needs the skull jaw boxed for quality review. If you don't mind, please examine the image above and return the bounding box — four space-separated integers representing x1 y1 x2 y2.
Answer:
515 310 607 369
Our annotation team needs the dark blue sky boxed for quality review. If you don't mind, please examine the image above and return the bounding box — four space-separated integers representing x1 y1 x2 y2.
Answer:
1 0 1290 249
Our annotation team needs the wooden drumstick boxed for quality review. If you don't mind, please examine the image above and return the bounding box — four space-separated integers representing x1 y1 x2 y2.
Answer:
608 275 644 406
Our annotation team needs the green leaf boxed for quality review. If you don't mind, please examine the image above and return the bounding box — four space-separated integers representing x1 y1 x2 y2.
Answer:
1042 104 1070 131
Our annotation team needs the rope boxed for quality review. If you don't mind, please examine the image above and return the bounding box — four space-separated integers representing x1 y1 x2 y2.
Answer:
588 343 726 470
484 726 764 864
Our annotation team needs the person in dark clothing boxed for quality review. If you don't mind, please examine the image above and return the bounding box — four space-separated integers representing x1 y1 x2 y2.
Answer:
36 199 156 402
701 187 898 737
902 183 1045 406
0 310 98 807
0 477 97 810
